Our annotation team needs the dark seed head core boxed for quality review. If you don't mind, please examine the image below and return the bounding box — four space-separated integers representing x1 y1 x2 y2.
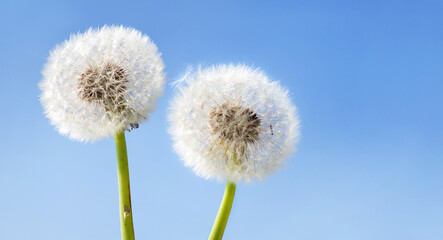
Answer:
209 104 261 144
78 63 138 130
78 62 128 104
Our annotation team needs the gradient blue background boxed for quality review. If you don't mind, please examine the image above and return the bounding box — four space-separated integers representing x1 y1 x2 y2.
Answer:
1 0 442 239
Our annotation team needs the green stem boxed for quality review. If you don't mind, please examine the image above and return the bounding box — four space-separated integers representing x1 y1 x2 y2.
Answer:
114 130 135 240
208 180 236 240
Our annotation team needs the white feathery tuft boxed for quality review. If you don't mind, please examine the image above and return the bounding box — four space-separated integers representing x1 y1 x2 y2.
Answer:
169 64 300 182
40 25 165 142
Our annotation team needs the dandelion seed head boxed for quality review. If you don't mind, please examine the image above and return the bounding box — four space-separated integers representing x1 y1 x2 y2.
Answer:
169 64 300 182
40 26 165 142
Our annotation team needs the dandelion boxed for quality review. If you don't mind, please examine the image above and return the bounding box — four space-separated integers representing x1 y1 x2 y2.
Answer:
40 26 165 240
169 64 300 239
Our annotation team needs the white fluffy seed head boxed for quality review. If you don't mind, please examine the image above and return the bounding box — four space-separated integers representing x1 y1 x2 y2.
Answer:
40 26 165 142
169 64 300 182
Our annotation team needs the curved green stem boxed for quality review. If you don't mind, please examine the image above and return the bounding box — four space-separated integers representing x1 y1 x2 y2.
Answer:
114 130 135 240
208 180 236 240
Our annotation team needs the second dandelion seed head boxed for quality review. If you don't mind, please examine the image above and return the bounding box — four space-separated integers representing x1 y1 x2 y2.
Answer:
169 64 300 182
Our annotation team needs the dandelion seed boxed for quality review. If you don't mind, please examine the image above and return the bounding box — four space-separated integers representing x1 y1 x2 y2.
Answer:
169 64 300 240
39 25 165 240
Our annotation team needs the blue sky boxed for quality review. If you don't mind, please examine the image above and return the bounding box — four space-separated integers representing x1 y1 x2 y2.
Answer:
1 0 442 239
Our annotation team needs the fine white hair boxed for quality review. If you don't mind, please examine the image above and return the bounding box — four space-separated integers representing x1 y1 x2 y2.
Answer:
40 25 165 142
169 64 300 182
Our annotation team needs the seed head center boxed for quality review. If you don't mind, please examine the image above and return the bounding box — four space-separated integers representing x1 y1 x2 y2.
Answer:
209 104 261 144
78 62 128 104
